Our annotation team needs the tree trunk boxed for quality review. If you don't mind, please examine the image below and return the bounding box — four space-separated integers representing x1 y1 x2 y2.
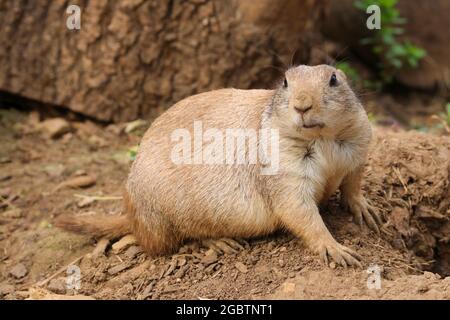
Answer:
0 0 327 122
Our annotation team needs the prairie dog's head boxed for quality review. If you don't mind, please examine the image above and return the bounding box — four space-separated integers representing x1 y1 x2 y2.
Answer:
272 64 366 139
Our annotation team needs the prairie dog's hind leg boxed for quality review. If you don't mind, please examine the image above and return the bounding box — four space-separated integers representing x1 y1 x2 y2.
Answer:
128 197 183 256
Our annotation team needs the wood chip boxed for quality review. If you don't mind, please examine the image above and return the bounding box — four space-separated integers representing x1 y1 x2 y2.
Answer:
164 259 177 276
104 261 150 289
112 235 137 254
125 245 142 259
92 238 110 258
174 265 189 279
108 263 130 275
140 282 154 300
39 118 71 139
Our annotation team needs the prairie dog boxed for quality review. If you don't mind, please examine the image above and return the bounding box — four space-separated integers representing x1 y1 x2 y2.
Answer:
57 65 381 267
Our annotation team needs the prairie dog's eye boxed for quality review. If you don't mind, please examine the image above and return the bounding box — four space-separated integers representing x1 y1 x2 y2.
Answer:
283 78 288 88
329 73 338 87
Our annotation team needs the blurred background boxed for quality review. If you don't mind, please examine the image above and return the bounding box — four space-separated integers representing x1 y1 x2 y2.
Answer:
0 0 448 132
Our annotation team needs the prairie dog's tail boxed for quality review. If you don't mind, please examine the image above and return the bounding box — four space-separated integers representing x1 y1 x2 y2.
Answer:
55 214 130 239
55 190 134 239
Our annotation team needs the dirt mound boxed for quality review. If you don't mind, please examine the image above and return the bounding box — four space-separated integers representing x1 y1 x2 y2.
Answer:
0 109 449 300
271 269 450 299
367 128 450 275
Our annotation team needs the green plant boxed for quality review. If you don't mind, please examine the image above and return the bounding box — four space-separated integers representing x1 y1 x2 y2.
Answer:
354 0 426 84
437 103 450 133
335 62 360 85
127 145 139 161
367 112 378 124
336 62 383 91
445 103 450 127
429 103 450 134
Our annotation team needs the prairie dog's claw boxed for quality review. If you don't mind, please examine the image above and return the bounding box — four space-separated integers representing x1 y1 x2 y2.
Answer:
346 196 382 235
317 241 363 269
202 238 244 254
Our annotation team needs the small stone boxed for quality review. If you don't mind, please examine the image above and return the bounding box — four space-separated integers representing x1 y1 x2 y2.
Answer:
77 197 95 208
47 278 66 294
88 135 107 147
112 235 137 253
282 282 296 293
9 263 28 279
43 164 65 177
329 262 336 269
125 245 142 259
235 262 248 273
39 118 71 139
278 259 285 268
424 271 437 279
200 249 218 266
0 283 15 296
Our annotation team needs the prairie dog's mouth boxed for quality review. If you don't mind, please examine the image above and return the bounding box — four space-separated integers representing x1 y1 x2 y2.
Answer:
303 122 324 129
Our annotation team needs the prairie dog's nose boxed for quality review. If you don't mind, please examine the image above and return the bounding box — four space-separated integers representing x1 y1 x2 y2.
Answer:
294 94 313 114
294 105 312 114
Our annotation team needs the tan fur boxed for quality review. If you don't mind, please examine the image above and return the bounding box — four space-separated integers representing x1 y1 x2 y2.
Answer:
57 65 380 266
55 213 130 240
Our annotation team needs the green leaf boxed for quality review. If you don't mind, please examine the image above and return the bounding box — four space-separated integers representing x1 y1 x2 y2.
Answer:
446 103 450 125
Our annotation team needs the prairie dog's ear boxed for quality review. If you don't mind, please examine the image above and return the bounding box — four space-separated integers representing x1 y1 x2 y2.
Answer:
336 69 347 81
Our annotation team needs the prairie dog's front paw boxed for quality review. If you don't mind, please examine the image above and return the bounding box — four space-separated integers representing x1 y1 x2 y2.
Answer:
344 195 382 234
315 240 362 268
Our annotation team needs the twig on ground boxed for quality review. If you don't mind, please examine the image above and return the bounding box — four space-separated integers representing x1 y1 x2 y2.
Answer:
74 194 123 201
393 167 408 193
35 255 84 287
